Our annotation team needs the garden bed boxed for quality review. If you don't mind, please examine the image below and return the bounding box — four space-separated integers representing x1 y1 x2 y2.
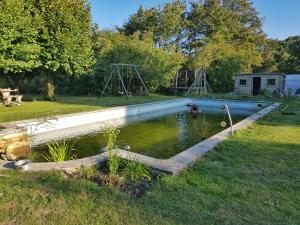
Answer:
65 163 160 198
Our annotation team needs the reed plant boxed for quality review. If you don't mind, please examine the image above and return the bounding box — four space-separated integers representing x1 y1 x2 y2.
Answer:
43 140 76 162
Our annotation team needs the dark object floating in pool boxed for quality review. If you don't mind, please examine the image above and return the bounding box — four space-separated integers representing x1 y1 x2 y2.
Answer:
258 103 263 107
282 112 296 115
186 103 201 115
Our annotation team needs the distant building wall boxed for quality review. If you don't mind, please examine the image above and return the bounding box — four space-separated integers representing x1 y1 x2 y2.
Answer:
234 73 285 96
234 75 252 95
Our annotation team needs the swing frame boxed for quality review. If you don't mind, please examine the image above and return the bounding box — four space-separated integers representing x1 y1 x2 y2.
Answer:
101 64 150 98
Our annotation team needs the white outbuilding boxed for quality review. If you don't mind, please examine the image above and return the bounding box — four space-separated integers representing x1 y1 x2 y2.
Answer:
284 74 300 95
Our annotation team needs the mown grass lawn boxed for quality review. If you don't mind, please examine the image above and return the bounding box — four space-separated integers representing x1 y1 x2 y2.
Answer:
0 95 178 123
0 98 299 225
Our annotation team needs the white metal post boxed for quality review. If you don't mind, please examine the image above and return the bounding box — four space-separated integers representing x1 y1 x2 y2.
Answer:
223 104 233 136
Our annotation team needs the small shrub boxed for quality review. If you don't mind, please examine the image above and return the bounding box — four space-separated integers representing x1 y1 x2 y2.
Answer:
43 140 77 162
123 160 151 182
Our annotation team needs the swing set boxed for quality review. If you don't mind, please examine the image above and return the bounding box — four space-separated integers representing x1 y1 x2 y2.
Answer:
101 64 150 98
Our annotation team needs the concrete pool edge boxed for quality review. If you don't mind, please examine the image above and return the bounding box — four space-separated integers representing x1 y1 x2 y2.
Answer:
0 102 281 174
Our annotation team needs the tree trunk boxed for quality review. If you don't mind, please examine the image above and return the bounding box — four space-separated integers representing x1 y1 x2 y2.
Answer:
46 74 56 100
47 81 55 98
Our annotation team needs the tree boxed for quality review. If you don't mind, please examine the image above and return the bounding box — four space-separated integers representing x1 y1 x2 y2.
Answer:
185 0 264 52
277 36 300 74
188 33 254 92
94 30 184 92
185 0 266 92
120 6 159 37
0 0 95 97
207 57 241 92
34 0 95 98
120 1 186 48
156 0 186 47
120 0 268 92
0 0 41 74
253 38 279 73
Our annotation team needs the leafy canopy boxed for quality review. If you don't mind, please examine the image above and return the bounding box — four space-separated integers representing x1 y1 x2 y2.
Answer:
0 0 95 77
0 0 41 73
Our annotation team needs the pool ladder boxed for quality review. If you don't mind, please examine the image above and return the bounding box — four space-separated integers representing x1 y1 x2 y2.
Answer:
222 105 234 136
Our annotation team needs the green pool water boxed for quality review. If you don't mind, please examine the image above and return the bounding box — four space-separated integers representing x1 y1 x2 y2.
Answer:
35 109 248 160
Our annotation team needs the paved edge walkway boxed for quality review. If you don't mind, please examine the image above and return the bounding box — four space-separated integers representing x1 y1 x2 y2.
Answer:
0 103 281 175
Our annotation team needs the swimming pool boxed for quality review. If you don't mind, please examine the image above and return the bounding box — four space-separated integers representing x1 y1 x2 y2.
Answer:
30 99 265 160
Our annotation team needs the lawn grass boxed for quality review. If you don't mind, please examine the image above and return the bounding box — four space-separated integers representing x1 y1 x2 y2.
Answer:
0 98 299 224
0 95 178 123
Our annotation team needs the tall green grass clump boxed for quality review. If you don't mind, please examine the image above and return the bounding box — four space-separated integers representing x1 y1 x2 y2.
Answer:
123 160 151 182
43 140 76 162
104 127 121 175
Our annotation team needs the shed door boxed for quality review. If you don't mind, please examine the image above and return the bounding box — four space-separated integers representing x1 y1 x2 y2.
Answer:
252 77 261 95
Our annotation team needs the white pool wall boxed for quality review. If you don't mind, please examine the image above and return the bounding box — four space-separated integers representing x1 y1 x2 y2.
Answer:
16 98 266 146
17 98 191 135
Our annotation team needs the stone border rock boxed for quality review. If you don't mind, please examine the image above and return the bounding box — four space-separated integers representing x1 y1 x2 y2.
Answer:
0 103 280 175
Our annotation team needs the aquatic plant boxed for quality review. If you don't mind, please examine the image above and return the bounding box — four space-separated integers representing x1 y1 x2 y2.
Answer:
43 140 76 162
123 160 151 182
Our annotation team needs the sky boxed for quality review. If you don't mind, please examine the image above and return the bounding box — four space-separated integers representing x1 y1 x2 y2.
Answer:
89 0 300 40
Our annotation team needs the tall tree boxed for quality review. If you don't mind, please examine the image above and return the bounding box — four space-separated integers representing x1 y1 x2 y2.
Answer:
185 0 265 92
0 0 95 97
34 0 95 97
120 6 159 37
0 0 41 74
156 0 186 47
120 1 186 48
185 0 264 53
94 30 184 92
253 38 279 73
277 36 300 74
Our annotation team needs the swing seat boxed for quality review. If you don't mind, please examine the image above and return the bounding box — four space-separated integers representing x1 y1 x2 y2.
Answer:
118 91 124 95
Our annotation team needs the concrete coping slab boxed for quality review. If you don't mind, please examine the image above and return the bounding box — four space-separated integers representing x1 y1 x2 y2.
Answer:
0 102 281 175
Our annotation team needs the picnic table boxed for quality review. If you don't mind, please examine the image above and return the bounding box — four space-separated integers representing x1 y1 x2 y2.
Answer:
0 88 23 106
